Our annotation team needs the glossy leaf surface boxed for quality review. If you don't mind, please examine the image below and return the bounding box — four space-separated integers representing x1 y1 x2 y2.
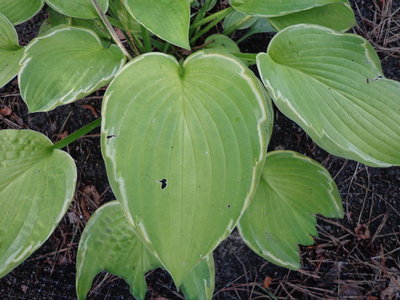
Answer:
0 13 24 88
76 201 215 300
0 0 44 25
19 27 125 112
0 130 76 278
46 0 109 19
257 25 400 167
123 0 190 49
102 51 269 285
239 151 343 269
230 0 344 17
269 2 355 31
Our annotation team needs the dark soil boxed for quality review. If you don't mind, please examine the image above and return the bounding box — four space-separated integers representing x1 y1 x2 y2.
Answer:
1 1 400 299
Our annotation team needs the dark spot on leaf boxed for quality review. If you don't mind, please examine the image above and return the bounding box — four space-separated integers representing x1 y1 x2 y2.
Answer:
158 178 167 189
107 135 116 139
227 204 231 208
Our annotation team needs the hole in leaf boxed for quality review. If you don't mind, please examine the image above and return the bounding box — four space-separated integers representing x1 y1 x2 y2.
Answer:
158 178 167 189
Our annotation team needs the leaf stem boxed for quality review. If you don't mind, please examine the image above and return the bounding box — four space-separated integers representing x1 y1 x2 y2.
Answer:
141 26 152 53
232 53 258 64
51 118 102 150
90 0 133 60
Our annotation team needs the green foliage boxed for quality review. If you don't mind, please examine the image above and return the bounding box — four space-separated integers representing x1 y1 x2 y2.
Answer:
239 151 343 269
46 0 109 19
269 2 356 31
101 51 269 285
123 0 191 49
76 201 215 300
0 0 399 298
0 13 24 88
0 130 76 277
19 27 125 112
231 0 345 16
257 25 400 167
0 0 44 25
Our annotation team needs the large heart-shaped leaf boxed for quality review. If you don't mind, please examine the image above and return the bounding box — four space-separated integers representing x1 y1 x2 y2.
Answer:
122 0 190 49
102 51 269 285
45 0 109 19
19 27 125 113
0 130 76 278
238 151 343 269
230 0 344 17
257 24 400 167
0 13 24 88
76 201 215 300
0 0 44 25
269 2 355 31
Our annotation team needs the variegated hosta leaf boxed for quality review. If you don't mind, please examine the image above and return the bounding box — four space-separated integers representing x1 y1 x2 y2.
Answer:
45 0 109 19
230 0 345 17
76 201 215 300
0 130 76 278
19 27 125 113
122 0 190 49
0 0 44 25
238 151 343 269
269 2 355 31
0 13 24 88
39 7 110 41
257 24 400 167
102 51 269 285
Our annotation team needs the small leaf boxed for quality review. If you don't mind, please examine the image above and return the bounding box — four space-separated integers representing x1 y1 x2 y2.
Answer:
19 27 125 112
204 34 241 54
238 150 343 269
102 51 269 285
0 13 24 88
269 2 356 31
0 130 76 278
257 24 400 167
76 201 215 300
122 0 190 49
181 255 215 300
230 0 345 17
0 0 44 25
45 0 109 19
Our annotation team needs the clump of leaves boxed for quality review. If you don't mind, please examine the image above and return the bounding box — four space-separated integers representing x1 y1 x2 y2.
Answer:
0 0 399 299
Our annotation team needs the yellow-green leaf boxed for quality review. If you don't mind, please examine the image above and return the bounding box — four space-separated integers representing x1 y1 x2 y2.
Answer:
0 13 24 88
0 130 76 278
45 0 108 19
101 51 270 285
0 0 44 25
230 0 345 17
257 24 400 167
76 201 215 300
122 0 190 49
19 27 125 112
239 151 343 269
269 2 356 31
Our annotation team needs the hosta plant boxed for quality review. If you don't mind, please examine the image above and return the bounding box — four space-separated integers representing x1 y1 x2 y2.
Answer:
0 0 399 298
